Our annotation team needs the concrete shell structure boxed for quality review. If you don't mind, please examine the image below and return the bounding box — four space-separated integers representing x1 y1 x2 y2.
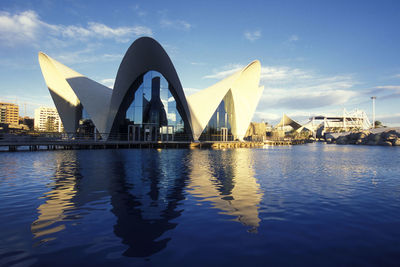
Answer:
187 60 263 140
38 53 112 135
38 37 264 141
275 114 302 131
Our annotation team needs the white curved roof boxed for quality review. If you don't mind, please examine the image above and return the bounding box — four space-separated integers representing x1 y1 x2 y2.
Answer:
38 53 112 136
187 60 263 140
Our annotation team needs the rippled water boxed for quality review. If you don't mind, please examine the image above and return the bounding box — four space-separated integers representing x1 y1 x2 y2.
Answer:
1 143 400 266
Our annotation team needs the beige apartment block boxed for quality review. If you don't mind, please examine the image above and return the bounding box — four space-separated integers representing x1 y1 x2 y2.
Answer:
0 102 19 125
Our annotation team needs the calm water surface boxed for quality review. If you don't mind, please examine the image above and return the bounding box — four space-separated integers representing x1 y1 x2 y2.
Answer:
1 143 400 266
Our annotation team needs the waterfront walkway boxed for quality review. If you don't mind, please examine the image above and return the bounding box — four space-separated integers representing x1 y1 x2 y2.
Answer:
0 139 307 152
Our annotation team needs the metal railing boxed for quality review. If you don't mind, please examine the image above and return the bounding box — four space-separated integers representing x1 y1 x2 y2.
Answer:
0 131 195 143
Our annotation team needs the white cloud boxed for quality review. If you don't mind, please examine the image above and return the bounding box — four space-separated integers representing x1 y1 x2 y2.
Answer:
203 62 359 120
160 19 191 30
244 30 261 42
393 74 400 78
375 85 400 90
184 87 201 96
0 10 152 45
0 10 42 44
289 34 299 42
369 85 400 100
258 88 359 110
57 22 152 42
190 62 206 66
204 64 312 81
253 111 280 122
202 64 243 79
261 66 312 81
132 4 147 17
54 47 123 64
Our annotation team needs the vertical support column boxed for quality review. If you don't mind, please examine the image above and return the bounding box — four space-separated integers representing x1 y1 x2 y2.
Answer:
371 96 376 128
343 108 346 130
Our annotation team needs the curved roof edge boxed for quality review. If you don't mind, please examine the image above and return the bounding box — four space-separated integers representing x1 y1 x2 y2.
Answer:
38 52 81 133
187 60 263 140
106 37 194 138
38 52 113 136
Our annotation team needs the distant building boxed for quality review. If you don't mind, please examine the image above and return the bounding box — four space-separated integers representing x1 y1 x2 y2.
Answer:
0 102 19 125
34 107 64 132
298 109 371 137
244 122 268 141
19 116 34 131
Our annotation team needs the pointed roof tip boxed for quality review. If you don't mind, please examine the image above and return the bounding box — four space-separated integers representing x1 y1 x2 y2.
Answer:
38 51 48 61
247 59 261 68
240 59 261 74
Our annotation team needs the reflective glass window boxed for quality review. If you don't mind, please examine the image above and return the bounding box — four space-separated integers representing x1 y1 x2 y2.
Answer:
123 70 186 137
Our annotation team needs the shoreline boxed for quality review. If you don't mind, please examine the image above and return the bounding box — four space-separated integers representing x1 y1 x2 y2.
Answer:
325 127 400 146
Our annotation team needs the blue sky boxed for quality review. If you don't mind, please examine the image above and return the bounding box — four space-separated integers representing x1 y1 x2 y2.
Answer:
0 0 399 125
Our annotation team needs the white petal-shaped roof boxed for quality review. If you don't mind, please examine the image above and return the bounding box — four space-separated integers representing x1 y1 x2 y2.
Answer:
187 60 263 140
38 53 112 135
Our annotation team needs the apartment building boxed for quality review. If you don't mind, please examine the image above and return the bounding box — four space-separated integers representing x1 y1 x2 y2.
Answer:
34 107 64 132
0 102 19 125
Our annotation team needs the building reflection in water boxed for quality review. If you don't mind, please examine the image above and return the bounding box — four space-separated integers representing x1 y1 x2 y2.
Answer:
187 149 263 232
109 149 189 257
31 151 81 243
31 149 189 257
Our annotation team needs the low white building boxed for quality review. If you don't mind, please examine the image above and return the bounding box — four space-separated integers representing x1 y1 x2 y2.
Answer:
34 107 64 132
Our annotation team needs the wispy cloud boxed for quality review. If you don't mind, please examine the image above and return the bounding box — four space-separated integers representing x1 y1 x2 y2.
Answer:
53 47 123 64
375 85 400 90
0 10 152 46
244 30 261 42
203 62 359 118
160 18 191 31
258 88 359 110
184 87 201 96
203 64 243 79
288 34 299 42
203 64 311 81
367 85 400 100
132 4 147 17
253 111 280 122
0 10 41 44
190 62 206 66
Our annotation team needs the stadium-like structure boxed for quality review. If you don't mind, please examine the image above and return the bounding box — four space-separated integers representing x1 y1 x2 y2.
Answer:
38 37 264 141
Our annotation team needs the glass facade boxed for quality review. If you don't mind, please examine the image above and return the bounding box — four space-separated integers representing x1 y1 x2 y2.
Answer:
77 107 96 138
124 71 185 140
199 92 235 141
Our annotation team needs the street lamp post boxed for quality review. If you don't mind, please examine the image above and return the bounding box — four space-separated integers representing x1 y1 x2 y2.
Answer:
371 96 376 128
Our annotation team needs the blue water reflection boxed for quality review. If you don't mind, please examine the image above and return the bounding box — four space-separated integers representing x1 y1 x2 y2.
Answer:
0 144 400 265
